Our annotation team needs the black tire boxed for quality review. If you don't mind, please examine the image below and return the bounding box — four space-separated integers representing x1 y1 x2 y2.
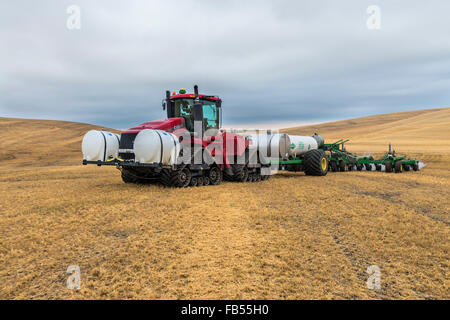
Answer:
190 177 198 187
197 176 204 186
365 163 372 171
255 173 262 182
413 163 419 171
356 164 363 171
385 161 393 173
223 169 234 181
394 161 402 173
161 167 191 187
233 164 249 182
304 149 328 176
339 161 346 172
347 164 353 171
208 166 222 185
376 164 382 171
160 169 171 187
203 177 210 186
330 161 338 172
403 164 410 171
261 167 271 180
121 168 139 183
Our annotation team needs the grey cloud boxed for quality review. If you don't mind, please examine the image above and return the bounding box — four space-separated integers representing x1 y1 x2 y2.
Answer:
0 0 449 129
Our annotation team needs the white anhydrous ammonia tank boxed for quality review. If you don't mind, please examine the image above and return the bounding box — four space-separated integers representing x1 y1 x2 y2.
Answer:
288 135 319 157
133 129 180 165
82 130 120 161
247 133 291 159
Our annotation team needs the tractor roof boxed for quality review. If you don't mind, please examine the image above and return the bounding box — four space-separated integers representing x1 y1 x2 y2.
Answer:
170 93 221 102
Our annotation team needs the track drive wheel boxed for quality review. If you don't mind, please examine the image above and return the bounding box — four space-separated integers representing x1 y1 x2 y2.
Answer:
261 167 271 181
190 177 198 187
223 169 234 181
121 168 139 183
208 166 222 185
161 167 191 187
233 164 249 182
304 149 328 176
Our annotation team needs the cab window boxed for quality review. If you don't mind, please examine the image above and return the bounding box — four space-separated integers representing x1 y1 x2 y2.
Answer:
202 101 219 130
174 99 194 131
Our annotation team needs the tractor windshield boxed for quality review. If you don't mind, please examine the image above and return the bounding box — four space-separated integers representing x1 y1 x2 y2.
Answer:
174 99 195 131
174 98 220 131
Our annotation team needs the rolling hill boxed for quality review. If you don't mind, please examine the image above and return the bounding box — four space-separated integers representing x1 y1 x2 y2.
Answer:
0 118 117 167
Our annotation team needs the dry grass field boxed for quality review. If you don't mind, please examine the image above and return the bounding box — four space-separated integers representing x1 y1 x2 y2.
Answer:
0 108 449 299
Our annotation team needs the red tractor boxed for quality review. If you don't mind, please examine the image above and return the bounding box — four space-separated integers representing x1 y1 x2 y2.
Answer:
83 85 270 187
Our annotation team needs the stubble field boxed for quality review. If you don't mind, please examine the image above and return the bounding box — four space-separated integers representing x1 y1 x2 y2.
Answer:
0 108 449 299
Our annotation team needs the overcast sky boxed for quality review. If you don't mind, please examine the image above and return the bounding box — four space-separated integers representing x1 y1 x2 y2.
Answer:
0 0 449 129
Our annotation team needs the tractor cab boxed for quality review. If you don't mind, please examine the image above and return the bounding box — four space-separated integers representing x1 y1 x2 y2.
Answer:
163 86 222 133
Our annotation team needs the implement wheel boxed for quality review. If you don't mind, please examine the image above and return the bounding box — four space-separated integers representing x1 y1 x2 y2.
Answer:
330 161 338 172
304 149 328 176
413 163 419 171
376 164 382 171
385 161 393 173
339 161 346 172
394 161 402 173
356 164 363 171
403 164 411 171
365 163 372 171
